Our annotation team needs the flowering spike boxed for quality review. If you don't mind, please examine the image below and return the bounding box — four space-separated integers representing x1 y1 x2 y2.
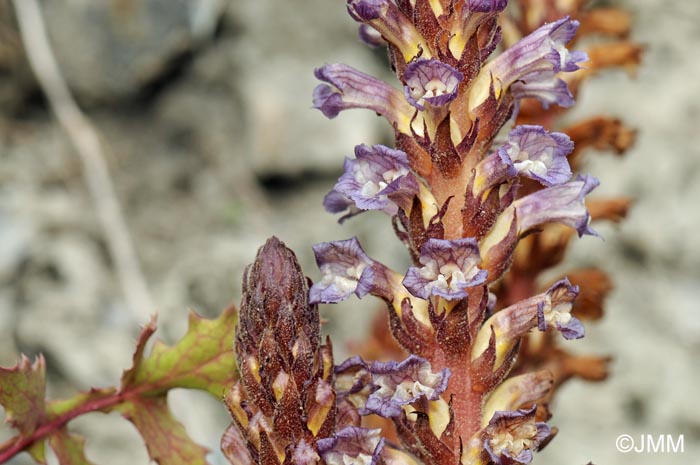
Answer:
297 0 624 463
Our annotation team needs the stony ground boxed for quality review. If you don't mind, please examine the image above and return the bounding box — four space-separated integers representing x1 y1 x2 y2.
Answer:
0 1 699 464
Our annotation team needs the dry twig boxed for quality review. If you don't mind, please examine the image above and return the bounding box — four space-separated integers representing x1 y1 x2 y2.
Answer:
12 0 155 322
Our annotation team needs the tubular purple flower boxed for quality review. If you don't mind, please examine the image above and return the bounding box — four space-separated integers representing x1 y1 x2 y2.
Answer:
472 279 582 364
469 17 588 111
336 355 451 418
501 125 573 186
325 144 419 217
514 174 600 237
511 77 575 109
403 238 488 300
313 64 415 133
310 237 400 304
403 59 464 110
317 426 385 465
484 406 552 465
449 0 508 59
537 278 584 339
346 0 429 61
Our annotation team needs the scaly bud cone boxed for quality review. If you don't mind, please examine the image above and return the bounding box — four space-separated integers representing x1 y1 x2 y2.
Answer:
224 237 335 465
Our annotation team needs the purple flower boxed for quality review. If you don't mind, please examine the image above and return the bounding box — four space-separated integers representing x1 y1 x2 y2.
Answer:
449 0 507 60
309 238 373 303
511 78 575 109
310 237 400 304
472 149 517 196
336 355 451 418
323 189 357 218
403 238 488 300
292 441 321 465
472 278 582 363
403 59 464 110
467 0 508 13
537 278 584 339
325 144 419 217
500 125 573 186
358 24 385 48
347 0 428 61
470 17 588 110
317 426 385 465
514 174 600 237
313 64 415 133
484 406 552 465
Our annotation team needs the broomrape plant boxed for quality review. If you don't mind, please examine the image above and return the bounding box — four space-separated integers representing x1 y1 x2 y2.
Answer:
0 1 640 465
223 1 639 465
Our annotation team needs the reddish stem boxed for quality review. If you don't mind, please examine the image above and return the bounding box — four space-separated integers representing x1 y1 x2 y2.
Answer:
446 353 483 441
429 348 483 444
0 390 126 464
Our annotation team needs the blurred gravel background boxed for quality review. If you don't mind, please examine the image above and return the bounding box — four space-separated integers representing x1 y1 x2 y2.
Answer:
0 1 698 464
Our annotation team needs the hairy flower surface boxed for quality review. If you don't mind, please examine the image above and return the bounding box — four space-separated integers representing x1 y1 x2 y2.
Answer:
313 64 414 132
336 355 451 418
310 237 406 304
403 238 488 300
514 174 599 237
317 426 385 465
484 407 551 465
501 125 573 186
537 278 584 339
470 17 587 111
403 59 463 110
325 144 418 217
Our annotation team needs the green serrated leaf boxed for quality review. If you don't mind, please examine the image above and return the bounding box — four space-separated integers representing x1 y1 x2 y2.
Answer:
48 429 95 465
116 397 208 465
121 306 238 398
0 355 46 436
